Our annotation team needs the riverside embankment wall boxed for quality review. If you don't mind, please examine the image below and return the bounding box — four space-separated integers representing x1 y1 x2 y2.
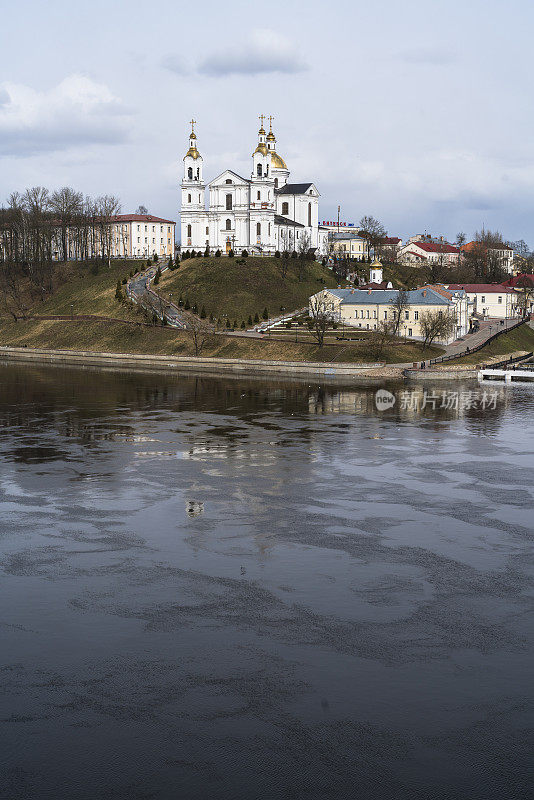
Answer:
0 346 386 381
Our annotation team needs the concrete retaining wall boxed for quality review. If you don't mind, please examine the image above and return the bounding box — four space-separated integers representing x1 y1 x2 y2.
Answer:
404 368 479 381
0 346 385 379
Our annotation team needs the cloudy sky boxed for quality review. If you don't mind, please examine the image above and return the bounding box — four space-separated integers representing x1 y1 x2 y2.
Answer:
1 0 532 244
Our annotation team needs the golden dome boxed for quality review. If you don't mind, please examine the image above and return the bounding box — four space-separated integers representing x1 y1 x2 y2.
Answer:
258 127 266 135
254 142 268 156
270 150 287 170
371 258 382 267
184 146 200 160
189 131 197 140
266 131 275 141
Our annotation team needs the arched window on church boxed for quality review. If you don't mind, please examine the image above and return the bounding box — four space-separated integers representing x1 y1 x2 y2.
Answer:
274 178 278 188
225 179 232 184
188 194 191 203
187 224 192 238
308 202 312 227
257 163 262 177
282 202 289 216
187 167 193 179
257 191 261 200
206 227 209 235
226 219 231 230
226 194 232 210
256 222 261 236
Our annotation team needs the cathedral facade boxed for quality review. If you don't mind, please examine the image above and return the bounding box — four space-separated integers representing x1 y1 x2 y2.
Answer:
180 117 328 257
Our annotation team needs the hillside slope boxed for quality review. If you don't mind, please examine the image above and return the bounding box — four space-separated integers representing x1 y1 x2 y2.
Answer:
159 256 337 322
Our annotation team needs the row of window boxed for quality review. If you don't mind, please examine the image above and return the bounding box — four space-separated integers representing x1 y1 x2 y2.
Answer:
134 225 172 233
353 309 422 320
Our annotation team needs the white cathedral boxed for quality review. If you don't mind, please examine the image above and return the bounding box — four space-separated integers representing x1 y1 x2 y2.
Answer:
180 117 328 257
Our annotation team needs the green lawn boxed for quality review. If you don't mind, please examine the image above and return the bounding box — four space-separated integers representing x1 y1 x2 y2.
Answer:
159 256 337 323
451 323 534 364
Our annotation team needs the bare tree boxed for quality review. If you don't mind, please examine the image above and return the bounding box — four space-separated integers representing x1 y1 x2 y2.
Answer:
390 288 409 335
49 186 83 260
136 205 148 215
185 313 215 356
95 195 121 267
371 319 396 360
308 293 331 346
419 310 457 350
358 215 386 260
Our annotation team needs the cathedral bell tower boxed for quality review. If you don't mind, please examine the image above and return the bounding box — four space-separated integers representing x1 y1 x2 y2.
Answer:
251 115 272 182
181 119 205 211
181 120 207 251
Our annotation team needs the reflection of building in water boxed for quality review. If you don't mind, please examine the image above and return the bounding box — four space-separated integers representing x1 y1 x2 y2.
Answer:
308 384 511 424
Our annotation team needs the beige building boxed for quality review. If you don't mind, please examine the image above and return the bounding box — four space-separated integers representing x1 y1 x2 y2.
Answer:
310 285 469 343
330 232 369 260
446 283 520 319
110 214 175 258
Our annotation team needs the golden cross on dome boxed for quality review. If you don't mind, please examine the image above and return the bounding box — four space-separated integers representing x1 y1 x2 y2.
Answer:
268 115 274 131
189 119 196 133
259 114 265 128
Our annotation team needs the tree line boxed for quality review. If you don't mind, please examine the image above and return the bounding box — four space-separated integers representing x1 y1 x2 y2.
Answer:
0 186 121 318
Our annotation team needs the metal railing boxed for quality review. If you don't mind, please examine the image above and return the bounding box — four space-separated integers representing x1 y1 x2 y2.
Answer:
428 317 529 365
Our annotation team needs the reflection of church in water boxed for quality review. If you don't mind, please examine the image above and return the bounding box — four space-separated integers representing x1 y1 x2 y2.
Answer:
180 117 328 256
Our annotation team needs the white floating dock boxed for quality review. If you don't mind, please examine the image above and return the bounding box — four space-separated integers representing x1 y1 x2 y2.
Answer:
478 367 534 382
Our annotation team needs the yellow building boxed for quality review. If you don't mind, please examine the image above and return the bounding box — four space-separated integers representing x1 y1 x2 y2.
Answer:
310 285 469 343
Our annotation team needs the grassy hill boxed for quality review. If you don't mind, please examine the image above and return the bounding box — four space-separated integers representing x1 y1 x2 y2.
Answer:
158 256 337 323
0 317 441 364
451 323 534 364
18 259 143 321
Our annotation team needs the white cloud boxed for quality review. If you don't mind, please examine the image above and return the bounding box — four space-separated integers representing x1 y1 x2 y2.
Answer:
198 29 308 76
0 75 132 157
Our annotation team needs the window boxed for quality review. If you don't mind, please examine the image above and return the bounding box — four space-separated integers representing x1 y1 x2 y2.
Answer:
373 310 377 318
275 178 279 188
414 310 419 320
137 237 140 243
188 167 193 179
481 296 485 303
187 224 192 238
205 227 209 235
137 225 140 231
384 311 387 319
257 164 262 177
225 179 232 184
198 195 201 203
257 191 261 201
282 202 289 215
256 222 261 236
226 194 232 210
498 296 502 303
188 194 191 203
408 328 412 337
405 310 409 320
226 219 231 230
308 202 311 227
268 223 271 235
438 311 443 318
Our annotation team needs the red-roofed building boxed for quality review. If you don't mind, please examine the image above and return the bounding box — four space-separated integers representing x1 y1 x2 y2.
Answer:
460 241 514 273
445 283 520 318
398 240 460 266
109 214 176 258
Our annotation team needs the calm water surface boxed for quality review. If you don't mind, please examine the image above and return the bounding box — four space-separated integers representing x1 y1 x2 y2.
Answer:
0 363 533 799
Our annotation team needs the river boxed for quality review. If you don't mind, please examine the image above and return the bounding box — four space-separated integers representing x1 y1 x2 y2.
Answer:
1 362 533 799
